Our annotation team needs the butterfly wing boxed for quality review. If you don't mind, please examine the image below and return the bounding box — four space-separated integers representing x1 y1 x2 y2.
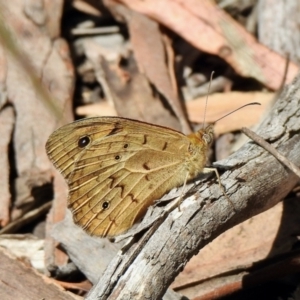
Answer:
46 117 191 237
46 118 120 180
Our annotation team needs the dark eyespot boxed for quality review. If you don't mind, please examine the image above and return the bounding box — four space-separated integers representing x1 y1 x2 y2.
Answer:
102 201 110 210
78 136 90 148
115 155 120 160
124 143 128 149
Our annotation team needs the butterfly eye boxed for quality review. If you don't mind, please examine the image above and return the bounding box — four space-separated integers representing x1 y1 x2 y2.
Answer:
203 133 212 144
78 136 90 148
102 201 110 210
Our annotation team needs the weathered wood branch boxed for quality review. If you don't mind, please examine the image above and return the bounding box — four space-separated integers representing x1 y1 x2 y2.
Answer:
87 74 300 300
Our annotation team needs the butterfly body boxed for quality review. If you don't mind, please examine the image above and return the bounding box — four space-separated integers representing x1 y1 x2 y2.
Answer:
46 117 213 237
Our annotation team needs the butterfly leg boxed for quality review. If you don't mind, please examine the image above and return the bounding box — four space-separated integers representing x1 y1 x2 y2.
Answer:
203 167 236 211
164 172 189 213
175 172 189 212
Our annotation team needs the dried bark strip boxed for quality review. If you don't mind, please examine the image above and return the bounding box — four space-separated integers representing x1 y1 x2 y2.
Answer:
87 73 300 300
0 0 74 270
0 247 77 300
118 0 299 90
111 4 191 133
0 106 14 227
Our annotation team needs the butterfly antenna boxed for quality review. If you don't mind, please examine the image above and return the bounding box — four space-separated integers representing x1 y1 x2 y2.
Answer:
202 71 215 129
214 102 261 124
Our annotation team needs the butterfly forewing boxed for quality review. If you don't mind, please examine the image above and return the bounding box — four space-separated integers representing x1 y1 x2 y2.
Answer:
46 117 192 237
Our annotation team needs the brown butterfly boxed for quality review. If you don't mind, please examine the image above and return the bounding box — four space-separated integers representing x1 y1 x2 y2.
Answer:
46 104 259 237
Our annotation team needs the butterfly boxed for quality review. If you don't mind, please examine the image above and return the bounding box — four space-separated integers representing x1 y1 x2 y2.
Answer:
45 117 216 237
45 103 259 237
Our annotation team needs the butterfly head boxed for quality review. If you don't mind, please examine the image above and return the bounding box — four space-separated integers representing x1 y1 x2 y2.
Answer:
188 124 214 149
202 124 214 146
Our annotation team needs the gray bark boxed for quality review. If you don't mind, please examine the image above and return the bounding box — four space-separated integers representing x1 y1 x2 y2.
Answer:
258 0 300 64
